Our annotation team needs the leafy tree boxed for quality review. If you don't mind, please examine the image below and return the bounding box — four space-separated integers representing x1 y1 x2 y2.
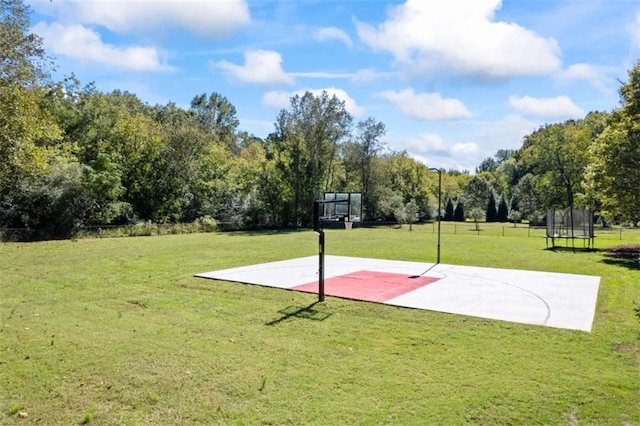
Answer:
272 91 352 226
514 173 542 223
190 92 240 153
444 198 455 221
585 61 640 223
476 157 498 174
497 196 509 222
507 210 522 227
519 114 605 209
342 117 386 219
379 151 433 219
468 207 484 230
0 0 63 230
462 175 492 212
0 0 49 87
485 192 497 222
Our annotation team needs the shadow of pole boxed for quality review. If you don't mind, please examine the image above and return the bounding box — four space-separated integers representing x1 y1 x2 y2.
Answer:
265 301 332 326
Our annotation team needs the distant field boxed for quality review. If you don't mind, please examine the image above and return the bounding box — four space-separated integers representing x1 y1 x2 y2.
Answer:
1 225 638 424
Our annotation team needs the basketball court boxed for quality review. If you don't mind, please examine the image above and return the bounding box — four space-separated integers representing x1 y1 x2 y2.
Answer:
195 255 600 332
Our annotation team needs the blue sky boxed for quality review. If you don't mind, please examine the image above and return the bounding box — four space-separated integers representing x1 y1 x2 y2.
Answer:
28 0 640 171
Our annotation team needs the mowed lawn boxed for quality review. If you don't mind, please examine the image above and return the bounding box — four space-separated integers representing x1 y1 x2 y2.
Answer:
1 225 639 424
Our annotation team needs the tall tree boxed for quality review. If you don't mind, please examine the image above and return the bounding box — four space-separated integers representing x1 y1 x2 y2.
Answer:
272 91 352 226
518 115 604 209
485 192 497 222
497 196 509 222
461 175 492 212
343 117 386 219
190 92 240 153
0 0 62 230
444 198 455 221
585 62 640 223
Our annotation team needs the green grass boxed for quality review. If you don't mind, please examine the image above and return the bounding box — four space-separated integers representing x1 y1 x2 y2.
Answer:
1 225 639 424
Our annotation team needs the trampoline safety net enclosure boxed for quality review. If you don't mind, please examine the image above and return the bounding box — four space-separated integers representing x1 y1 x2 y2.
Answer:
546 207 595 249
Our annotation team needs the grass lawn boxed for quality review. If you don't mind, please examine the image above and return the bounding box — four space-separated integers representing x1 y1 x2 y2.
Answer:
1 224 639 424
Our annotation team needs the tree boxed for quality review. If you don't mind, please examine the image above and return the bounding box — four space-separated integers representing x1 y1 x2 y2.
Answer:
453 201 465 222
468 207 484 230
190 92 240 153
444 198 455 221
0 0 49 87
476 157 497 174
514 173 543 224
462 175 492 212
497 196 509 222
485 192 497 222
272 91 352 226
0 0 63 230
342 117 386 219
585 61 640 223
518 114 605 210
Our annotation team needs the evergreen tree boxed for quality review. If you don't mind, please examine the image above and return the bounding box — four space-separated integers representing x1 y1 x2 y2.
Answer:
486 192 497 222
444 198 454 221
453 201 465 222
497 196 509 222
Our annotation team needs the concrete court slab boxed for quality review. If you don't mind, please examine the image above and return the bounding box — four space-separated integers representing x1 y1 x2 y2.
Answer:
195 255 600 332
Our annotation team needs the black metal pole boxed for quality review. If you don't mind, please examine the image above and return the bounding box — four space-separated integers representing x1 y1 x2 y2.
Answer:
318 230 325 302
430 168 442 264
437 168 441 264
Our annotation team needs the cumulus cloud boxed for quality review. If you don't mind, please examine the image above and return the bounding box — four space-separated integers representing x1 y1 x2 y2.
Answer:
214 50 294 85
33 22 168 71
313 27 353 48
32 0 250 36
407 133 450 156
508 95 585 119
356 0 561 79
452 142 479 155
555 63 611 95
480 114 536 149
262 87 365 116
377 88 472 120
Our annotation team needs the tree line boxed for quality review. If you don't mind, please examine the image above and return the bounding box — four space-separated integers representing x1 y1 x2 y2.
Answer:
2 0 639 240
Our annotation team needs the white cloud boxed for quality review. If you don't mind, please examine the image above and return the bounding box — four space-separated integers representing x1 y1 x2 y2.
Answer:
32 0 250 36
377 88 472 120
356 0 561 79
32 22 168 71
480 114 536 150
555 63 611 95
289 71 355 79
313 27 353 48
407 133 450 156
452 142 479 155
508 95 585 119
262 87 365 116
214 50 294 85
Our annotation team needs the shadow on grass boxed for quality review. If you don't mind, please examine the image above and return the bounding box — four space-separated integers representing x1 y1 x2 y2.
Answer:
544 246 603 253
600 257 640 270
221 227 307 237
266 302 332 326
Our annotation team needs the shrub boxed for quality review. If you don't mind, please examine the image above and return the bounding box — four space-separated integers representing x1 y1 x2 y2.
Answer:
195 215 217 233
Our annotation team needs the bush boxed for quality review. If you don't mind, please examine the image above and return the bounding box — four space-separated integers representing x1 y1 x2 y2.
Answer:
195 215 217 233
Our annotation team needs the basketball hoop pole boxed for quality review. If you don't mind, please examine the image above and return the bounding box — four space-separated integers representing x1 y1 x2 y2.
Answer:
313 200 325 302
